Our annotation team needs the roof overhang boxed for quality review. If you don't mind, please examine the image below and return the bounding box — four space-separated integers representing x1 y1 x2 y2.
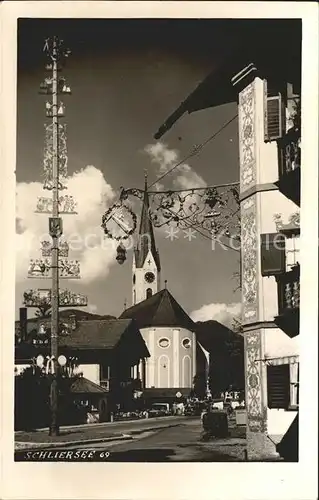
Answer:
154 23 301 140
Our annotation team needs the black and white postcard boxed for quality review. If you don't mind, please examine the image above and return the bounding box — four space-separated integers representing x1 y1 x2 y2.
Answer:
1 2 318 500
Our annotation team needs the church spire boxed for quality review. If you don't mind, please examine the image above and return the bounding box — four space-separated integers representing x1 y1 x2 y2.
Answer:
135 171 161 271
132 172 161 305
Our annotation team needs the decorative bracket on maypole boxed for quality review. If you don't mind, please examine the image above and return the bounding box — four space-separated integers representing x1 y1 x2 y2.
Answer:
27 259 81 279
23 289 88 308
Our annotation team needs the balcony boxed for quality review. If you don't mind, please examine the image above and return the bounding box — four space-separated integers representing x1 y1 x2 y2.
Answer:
275 264 300 337
277 127 301 206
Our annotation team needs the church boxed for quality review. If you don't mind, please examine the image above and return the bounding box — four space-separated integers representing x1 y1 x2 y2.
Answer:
119 175 197 399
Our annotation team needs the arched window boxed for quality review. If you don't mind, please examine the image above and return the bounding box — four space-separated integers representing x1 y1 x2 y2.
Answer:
158 355 170 388
182 356 192 388
146 288 152 299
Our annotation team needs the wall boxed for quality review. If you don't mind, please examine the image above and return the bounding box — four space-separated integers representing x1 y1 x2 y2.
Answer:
141 326 196 389
267 409 298 443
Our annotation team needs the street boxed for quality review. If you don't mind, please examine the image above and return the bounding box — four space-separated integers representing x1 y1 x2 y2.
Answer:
61 417 247 462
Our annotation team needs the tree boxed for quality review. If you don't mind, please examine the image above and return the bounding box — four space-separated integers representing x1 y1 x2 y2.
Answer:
193 372 206 399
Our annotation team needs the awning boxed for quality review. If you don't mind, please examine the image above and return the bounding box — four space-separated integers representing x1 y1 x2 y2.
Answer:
259 355 299 366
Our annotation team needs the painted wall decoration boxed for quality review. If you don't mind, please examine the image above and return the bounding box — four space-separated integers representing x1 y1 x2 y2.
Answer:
245 330 266 432
239 82 256 192
241 197 258 322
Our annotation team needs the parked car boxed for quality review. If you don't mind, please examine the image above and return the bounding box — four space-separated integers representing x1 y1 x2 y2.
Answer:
148 402 171 417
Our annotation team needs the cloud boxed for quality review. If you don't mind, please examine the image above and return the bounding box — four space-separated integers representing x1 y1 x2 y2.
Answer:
16 166 118 286
144 142 206 190
190 302 241 329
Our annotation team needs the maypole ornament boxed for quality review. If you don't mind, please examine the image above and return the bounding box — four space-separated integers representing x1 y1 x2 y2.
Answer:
23 288 88 308
101 202 137 240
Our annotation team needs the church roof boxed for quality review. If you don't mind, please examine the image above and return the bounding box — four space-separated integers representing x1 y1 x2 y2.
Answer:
134 176 161 271
119 288 195 331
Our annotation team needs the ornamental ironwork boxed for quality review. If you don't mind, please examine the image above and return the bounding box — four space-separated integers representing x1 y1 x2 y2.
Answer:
101 202 137 240
28 259 81 279
23 288 87 307
41 240 69 258
116 183 240 242
36 195 77 214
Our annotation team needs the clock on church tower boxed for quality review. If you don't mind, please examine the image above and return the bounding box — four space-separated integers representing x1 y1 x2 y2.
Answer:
144 271 155 284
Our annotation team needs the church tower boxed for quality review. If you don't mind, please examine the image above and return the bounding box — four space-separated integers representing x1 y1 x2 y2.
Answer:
132 173 161 305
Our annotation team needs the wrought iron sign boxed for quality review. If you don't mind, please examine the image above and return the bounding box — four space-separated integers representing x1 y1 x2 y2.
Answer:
23 288 87 307
101 202 137 240
28 259 81 279
111 183 241 242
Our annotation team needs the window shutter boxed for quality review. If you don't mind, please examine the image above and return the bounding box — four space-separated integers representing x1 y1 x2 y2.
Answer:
261 233 286 277
264 80 284 142
267 364 290 409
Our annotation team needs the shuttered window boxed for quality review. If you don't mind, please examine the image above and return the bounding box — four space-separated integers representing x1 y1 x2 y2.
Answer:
264 80 285 142
261 233 286 276
267 364 290 409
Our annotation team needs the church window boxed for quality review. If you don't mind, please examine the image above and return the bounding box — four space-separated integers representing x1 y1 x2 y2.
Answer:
158 337 170 348
133 274 136 285
146 288 152 299
182 338 191 349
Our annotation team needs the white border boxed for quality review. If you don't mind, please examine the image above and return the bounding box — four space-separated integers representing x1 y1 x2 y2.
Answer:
1 2 318 500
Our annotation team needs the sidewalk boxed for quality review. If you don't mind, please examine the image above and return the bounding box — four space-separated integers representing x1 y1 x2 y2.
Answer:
15 415 186 450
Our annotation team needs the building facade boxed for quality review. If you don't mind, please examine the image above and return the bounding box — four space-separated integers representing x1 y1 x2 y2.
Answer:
233 65 300 459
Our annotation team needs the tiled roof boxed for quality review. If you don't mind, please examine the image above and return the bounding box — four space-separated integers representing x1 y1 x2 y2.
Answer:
59 319 134 349
120 288 195 331
16 318 146 351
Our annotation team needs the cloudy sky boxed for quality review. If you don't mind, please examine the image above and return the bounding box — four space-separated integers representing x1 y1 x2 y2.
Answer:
18 18 291 324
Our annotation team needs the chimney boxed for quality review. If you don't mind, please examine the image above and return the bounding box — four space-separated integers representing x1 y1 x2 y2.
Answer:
69 314 77 331
19 307 27 342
